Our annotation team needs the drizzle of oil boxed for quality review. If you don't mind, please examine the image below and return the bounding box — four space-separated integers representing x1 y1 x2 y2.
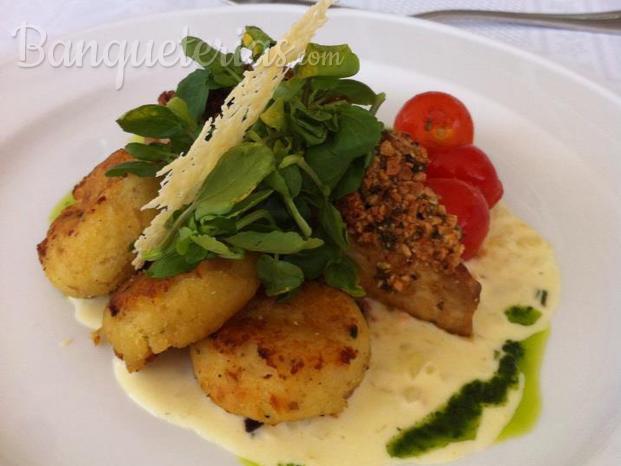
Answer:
49 135 144 223
49 192 76 222
386 340 524 458
238 459 302 466
238 458 260 466
497 328 550 441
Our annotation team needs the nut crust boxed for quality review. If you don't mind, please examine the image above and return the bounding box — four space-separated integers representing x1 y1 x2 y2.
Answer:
340 131 480 336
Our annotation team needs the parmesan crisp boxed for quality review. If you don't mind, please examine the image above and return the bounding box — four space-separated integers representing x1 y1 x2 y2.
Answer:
133 0 335 267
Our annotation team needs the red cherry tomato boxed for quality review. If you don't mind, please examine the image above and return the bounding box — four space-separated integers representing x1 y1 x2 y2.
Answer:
426 178 490 260
394 91 474 150
427 144 503 208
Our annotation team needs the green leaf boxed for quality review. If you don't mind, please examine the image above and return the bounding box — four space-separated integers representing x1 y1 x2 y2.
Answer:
370 92 386 115
242 26 275 60
166 96 196 131
192 234 244 259
105 160 162 177
198 216 238 236
324 256 365 297
181 36 243 85
194 142 275 218
141 248 165 262
124 142 173 162
235 209 277 231
257 255 304 296
182 36 230 69
174 227 194 255
319 199 349 250
265 170 291 198
225 231 323 254
286 244 336 280
295 102 333 123
274 79 304 101
311 77 379 107
332 155 367 199
306 106 382 188
272 138 293 159
147 251 199 278
310 76 339 91
296 43 360 79
226 189 274 218
265 171 312 238
116 104 186 138
212 70 241 87
176 69 210 120
289 116 328 146
324 79 378 105
280 154 330 196
169 133 195 154
281 165 302 198
260 99 286 130
260 196 292 227
288 100 331 146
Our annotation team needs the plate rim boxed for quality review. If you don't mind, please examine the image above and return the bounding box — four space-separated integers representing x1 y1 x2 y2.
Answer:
1 5 620 465
1 3 620 107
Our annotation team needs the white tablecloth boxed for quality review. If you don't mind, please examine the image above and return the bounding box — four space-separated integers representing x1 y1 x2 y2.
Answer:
2 0 620 94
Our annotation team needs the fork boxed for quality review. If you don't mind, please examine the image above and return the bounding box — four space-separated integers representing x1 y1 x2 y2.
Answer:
224 0 621 34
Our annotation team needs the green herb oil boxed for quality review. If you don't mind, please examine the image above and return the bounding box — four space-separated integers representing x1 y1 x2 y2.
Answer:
237 331 549 463
49 192 76 222
238 459 302 466
386 340 524 458
238 459 261 466
505 305 542 326
497 328 549 441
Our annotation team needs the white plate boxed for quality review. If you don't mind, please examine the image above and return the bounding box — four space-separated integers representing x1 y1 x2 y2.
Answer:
1 5 620 466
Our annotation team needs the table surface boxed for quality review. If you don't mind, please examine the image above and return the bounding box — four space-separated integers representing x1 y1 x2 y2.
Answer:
2 0 620 95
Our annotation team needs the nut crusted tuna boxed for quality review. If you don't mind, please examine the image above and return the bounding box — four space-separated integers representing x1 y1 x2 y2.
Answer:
339 131 480 336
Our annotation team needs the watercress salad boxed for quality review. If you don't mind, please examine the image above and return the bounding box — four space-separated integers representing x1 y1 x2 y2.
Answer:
107 26 386 297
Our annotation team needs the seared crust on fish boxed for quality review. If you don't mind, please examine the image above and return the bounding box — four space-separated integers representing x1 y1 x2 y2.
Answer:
190 282 370 424
351 247 479 336
340 131 480 336
102 256 259 372
37 150 159 298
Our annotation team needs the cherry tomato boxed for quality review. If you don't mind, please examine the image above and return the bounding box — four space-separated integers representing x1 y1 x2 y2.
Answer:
426 178 490 260
394 91 474 150
427 144 503 208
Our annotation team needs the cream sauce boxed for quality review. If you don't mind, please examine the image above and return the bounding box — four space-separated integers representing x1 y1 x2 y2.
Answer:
72 203 560 465
69 296 107 330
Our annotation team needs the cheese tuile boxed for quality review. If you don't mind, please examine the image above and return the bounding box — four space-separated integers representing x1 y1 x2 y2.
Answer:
133 0 335 267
